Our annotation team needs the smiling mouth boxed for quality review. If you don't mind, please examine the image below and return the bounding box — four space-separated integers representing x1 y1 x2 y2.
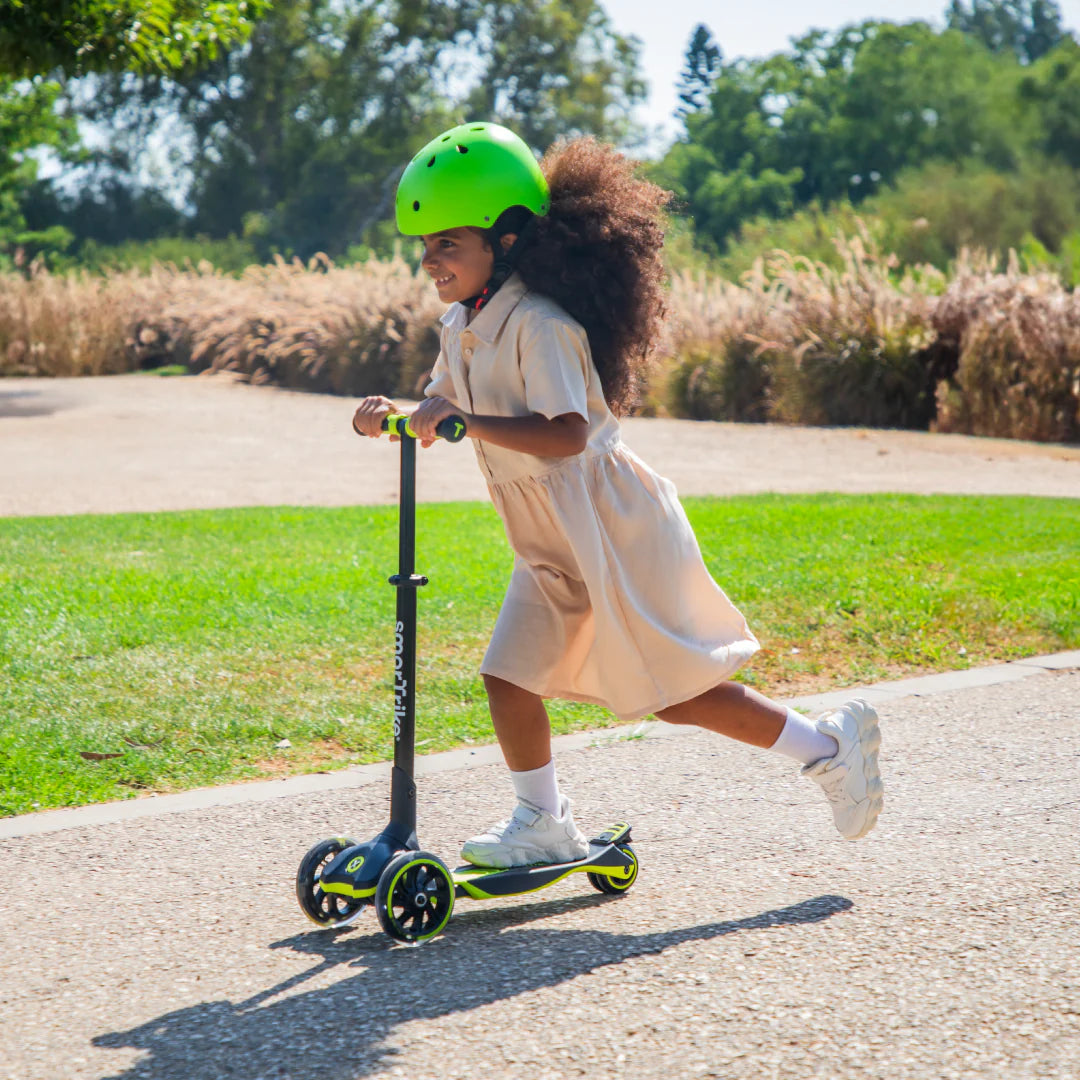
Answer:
433 274 454 286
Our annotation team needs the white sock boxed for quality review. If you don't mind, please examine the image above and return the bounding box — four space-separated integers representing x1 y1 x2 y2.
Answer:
770 707 840 765
511 759 561 816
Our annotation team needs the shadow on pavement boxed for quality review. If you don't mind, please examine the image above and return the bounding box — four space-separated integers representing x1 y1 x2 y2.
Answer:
0 389 62 418
93 893 852 1080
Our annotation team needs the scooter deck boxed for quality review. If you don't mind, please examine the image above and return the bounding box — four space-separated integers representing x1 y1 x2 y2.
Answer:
452 822 634 900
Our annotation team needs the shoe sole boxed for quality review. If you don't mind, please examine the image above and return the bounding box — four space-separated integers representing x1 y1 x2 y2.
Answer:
845 698 884 840
460 842 590 870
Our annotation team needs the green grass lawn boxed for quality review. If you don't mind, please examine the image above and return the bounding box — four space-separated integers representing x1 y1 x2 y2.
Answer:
1 494 1077 816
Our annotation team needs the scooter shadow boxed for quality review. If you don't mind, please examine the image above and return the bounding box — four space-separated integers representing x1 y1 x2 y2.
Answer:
93 893 852 1080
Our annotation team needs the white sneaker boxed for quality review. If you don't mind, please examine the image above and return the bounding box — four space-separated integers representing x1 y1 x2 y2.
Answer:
461 795 590 868
802 699 884 840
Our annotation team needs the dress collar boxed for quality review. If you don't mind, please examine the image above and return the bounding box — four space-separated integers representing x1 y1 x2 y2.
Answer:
437 273 528 344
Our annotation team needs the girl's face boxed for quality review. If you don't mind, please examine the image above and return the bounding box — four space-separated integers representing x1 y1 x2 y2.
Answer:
419 227 495 304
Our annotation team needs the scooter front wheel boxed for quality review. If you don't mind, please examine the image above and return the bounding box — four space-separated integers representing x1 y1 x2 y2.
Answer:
375 851 455 945
296 837 367 927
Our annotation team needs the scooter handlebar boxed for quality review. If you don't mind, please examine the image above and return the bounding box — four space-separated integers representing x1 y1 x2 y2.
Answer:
380 413 467 443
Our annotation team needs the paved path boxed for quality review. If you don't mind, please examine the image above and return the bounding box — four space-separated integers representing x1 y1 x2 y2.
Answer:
2 657 1078 1080
2 375 1078 517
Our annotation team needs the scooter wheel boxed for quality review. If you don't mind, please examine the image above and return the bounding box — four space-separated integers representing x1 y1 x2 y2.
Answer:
587 843 638 895
296 837 367 928
374 851 455 945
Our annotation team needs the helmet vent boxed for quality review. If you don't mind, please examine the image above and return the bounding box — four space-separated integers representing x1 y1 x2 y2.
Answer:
441 134 451 141
470 125 484 131
456 144 469 154
412 200 420 211
426 156 435 167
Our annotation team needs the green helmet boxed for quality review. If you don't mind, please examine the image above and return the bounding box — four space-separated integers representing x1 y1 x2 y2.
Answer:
395 122 549 236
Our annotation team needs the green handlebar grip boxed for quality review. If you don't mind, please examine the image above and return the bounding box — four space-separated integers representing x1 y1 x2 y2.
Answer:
381 413 467 443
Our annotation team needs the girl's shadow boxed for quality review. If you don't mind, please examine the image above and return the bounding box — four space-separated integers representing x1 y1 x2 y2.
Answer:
93 893 852 1079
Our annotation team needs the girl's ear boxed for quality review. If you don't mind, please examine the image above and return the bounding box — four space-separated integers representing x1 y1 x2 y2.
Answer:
499 232 518 253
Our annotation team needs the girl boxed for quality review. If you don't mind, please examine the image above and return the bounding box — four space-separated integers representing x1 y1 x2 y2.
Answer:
353 122 883 868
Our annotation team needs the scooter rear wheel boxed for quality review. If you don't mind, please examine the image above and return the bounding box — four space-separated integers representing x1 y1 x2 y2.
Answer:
375 851 455 945
587 843 638 895
296 837 367 927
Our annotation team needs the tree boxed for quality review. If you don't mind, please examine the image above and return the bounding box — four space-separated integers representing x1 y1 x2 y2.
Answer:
0 78 77 265
675 24 722 119
0 0 271 78
458 0 644 150
152 0 462 256
658 20 1028 252
946 0 1067 63
59 0 645 258
1019 37 1080 165
0 0 273 267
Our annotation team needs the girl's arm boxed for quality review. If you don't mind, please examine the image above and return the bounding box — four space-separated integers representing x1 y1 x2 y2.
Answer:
465 411 588 457
411 396 587 456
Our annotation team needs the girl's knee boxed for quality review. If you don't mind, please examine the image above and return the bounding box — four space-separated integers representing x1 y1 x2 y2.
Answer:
482 672 516 693
482 673 538 705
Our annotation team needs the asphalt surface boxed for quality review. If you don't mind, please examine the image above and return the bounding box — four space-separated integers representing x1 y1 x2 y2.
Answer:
2 665 1078 1080
3 375 1079 517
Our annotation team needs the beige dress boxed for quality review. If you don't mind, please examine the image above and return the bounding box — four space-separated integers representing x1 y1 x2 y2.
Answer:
425 274 759 721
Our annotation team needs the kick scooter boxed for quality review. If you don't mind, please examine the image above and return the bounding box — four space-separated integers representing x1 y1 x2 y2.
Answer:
296 413 638 945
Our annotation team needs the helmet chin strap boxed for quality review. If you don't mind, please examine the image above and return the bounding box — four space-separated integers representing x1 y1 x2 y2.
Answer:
465 217 538 311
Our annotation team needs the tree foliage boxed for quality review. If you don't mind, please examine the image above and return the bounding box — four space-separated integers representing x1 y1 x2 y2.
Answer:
0 78 77 265
660 7 1080 254
675 24 722 119
1019 36 1080 165
459 0 644 150
49 0 643 259
945 0 1066 62
0 0 271 77
13 0 1080 271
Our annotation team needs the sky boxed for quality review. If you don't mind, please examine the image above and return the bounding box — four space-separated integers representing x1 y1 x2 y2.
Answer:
604 0 1080 147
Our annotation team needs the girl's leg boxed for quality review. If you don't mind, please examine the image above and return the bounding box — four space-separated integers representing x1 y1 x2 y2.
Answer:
657 680 884 840
461 674 588 867
482 673 552 771
657 680 837 763
654 681 788 747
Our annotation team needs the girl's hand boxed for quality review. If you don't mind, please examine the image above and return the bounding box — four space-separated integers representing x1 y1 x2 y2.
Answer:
352 396 397 439
409 396 468 448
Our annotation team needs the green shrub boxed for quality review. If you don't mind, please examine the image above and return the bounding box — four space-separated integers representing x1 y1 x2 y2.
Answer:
868 158 1080 269
73 234 262 276
718 202 876 280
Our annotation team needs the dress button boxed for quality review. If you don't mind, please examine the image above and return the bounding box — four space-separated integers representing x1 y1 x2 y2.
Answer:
464 347 473 357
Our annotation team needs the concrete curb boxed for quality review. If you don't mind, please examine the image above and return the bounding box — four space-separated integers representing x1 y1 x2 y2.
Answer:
3 650 1077 840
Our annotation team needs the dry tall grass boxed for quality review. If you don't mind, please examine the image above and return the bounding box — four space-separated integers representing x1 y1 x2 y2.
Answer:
666 231 942 429
932 251 1080 442
2 241 1077 442
0 254 444 397
0 265 174 377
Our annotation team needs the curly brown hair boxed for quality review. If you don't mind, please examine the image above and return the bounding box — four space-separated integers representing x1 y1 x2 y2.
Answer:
513 138 671 416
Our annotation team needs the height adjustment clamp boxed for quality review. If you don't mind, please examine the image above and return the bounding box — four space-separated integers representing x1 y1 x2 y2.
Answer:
389 574 428 589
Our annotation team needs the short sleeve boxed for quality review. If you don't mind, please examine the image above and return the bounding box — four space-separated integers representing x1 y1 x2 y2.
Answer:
424 343 457 403
519 316 590 421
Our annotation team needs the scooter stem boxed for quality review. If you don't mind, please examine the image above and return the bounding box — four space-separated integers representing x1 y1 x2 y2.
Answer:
389 431 424 838
379 412 465 841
